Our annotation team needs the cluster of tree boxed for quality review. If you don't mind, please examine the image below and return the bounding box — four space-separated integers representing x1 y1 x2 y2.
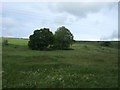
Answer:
28 26 74 50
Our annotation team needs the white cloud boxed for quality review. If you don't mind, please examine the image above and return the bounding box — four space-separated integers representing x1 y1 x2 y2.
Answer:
1 2 118 41
2 17 35 38
2 17 18 36
49 2 115 18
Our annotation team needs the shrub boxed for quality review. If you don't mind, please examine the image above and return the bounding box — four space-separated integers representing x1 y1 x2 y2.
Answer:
2 40 8 46
100 41 112 47
84 45 88 48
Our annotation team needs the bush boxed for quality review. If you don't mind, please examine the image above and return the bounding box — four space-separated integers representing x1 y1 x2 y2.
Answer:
100 41 112 47
2 40 8 46
28 28 54 50
84 45 88 48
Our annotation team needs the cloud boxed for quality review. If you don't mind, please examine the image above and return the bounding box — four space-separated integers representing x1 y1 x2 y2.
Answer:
49 2 115 18
2 17 35 38
52 13 77 25
2 17 18 36
53 14 68 25
100 30 119 41
2 2 118 41
110 30 119 39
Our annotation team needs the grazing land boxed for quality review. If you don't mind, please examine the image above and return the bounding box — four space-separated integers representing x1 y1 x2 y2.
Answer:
2 38 119 88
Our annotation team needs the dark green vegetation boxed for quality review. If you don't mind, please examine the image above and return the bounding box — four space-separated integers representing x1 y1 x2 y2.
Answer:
2 40 8 46
28 28 54 50
100 41 112 47
2 38 119 88
28 26 74 50
54 26 73 49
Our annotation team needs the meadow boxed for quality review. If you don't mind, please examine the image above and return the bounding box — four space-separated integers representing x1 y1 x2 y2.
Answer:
2 38 119 88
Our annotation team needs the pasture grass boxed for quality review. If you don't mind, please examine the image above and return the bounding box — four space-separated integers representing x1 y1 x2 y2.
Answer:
2 38 119 88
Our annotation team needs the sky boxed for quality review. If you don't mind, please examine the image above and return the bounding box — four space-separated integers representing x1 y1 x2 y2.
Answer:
0 1 119 41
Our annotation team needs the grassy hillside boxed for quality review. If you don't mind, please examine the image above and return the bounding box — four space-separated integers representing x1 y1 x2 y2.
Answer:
2 38 119 88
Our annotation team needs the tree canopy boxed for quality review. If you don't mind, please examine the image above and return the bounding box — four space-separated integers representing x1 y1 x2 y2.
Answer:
28 26 74 50
28 28 54 50
54 26 74 49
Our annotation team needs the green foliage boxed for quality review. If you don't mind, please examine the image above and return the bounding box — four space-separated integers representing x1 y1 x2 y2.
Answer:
100 41 112 47
28 26 74 50
28 28 54 50
2 40 8 46
54 26 74 49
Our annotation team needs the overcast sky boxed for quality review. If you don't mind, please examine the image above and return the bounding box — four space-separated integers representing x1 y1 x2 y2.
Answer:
1 2 118 41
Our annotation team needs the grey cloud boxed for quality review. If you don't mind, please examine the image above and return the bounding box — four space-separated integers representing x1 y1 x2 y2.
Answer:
100 30 119 41
49 2 116 18
111 30 119 39
53 15 67 25
52 12 77 25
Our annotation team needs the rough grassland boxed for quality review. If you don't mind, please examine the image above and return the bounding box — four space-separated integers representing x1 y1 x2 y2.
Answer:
2 38 118 88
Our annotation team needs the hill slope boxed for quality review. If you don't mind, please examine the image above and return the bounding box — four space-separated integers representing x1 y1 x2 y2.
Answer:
2 38 118 88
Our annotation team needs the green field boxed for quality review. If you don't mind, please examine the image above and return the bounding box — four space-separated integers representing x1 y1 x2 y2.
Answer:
2 38 119 88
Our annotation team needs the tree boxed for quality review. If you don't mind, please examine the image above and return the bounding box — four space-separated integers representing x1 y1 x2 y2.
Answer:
54 26 74 49
28 28 54 50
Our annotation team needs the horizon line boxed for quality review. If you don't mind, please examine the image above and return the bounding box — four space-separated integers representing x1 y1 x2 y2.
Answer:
1 36 119 41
